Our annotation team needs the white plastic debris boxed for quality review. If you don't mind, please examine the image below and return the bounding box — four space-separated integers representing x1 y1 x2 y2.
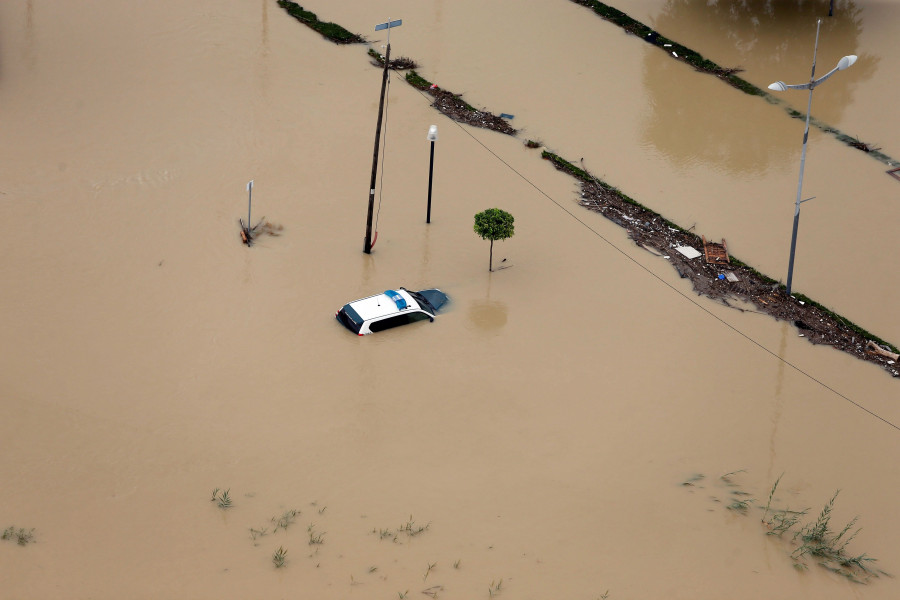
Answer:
672 52 678 58
664 44 672 47
674 246 701 259
725 272 739 283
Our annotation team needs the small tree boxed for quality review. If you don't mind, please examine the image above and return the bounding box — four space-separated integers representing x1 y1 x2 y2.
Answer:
473 208 515 272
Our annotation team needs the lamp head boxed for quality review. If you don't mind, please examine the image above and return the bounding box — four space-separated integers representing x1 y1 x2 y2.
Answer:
768 81 787 92
837 55 857 70
427 125 438 142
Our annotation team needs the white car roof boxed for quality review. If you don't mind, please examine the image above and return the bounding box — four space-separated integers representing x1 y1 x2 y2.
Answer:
349 289 422 320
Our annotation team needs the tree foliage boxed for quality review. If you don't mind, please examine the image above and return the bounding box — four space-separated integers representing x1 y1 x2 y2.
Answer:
473 208 515 271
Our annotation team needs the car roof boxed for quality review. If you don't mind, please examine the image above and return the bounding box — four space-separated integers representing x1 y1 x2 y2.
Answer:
348 289 422 320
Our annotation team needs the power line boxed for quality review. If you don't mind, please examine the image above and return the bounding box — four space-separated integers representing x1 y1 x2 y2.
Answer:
400 72 899 433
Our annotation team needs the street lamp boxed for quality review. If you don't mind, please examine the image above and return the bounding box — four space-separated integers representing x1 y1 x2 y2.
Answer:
426 125 438 223
768 18 856 296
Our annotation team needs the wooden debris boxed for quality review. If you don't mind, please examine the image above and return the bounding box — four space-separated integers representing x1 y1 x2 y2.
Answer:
702 236 730 266
239 219 253 246
239 218 253 246
867 340 900 361
239 217 282 247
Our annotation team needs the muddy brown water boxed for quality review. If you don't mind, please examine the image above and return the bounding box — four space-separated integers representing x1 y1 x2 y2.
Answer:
1 1 898 598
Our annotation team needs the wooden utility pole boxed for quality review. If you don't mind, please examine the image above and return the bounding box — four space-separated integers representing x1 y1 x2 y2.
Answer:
364 19 402 254
364 43 389 254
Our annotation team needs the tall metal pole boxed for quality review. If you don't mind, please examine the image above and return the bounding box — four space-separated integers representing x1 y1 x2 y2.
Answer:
426 141 435 223
769 23 857 295
785 20 821 296
425 124 438 224
364 43 390 254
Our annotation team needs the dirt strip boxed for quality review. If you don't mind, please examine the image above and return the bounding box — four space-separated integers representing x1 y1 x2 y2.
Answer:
542 151 899 378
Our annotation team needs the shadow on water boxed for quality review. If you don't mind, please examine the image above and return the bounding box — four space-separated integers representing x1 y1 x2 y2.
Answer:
465 276 508 335
466 299 508 335
642 0 878 173
768 322 788 483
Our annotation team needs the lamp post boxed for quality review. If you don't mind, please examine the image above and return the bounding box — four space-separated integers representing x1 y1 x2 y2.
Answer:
426 125 438 223
767 19 856 296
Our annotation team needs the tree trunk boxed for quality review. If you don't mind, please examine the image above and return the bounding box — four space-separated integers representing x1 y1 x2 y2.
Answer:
489 239 494 272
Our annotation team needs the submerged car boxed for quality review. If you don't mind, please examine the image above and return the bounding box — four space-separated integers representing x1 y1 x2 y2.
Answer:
336 287 449 335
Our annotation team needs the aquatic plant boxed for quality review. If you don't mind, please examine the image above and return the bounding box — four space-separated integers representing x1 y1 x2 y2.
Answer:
2 526 35 546
373 515 431 544
405 70 432 91
762 476 886 581
684 472 886 582
276 1 363 44
785 489 883 582
210 488 232 509
272 546 287 568
400 515 430 537
762 474 783 522
681 473 705 487
307 523 325 545
272 509 298 532
720 470 746 487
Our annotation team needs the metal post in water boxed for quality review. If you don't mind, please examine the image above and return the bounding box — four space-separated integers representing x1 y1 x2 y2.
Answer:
426 125 438 224
247 180 254 228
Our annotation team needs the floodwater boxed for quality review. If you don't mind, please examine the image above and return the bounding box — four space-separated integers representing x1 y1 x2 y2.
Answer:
1 1 897 599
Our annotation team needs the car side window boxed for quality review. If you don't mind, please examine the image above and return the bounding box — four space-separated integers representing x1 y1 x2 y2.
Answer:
368 312 430 333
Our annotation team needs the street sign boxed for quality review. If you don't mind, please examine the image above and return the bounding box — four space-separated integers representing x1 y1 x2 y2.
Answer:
374 19 402 31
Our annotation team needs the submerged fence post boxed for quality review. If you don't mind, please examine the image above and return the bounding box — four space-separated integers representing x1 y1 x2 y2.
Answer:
247 180 254 227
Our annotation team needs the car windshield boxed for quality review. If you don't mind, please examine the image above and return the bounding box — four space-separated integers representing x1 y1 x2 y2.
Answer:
406 290 435 313
414 289 448 312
